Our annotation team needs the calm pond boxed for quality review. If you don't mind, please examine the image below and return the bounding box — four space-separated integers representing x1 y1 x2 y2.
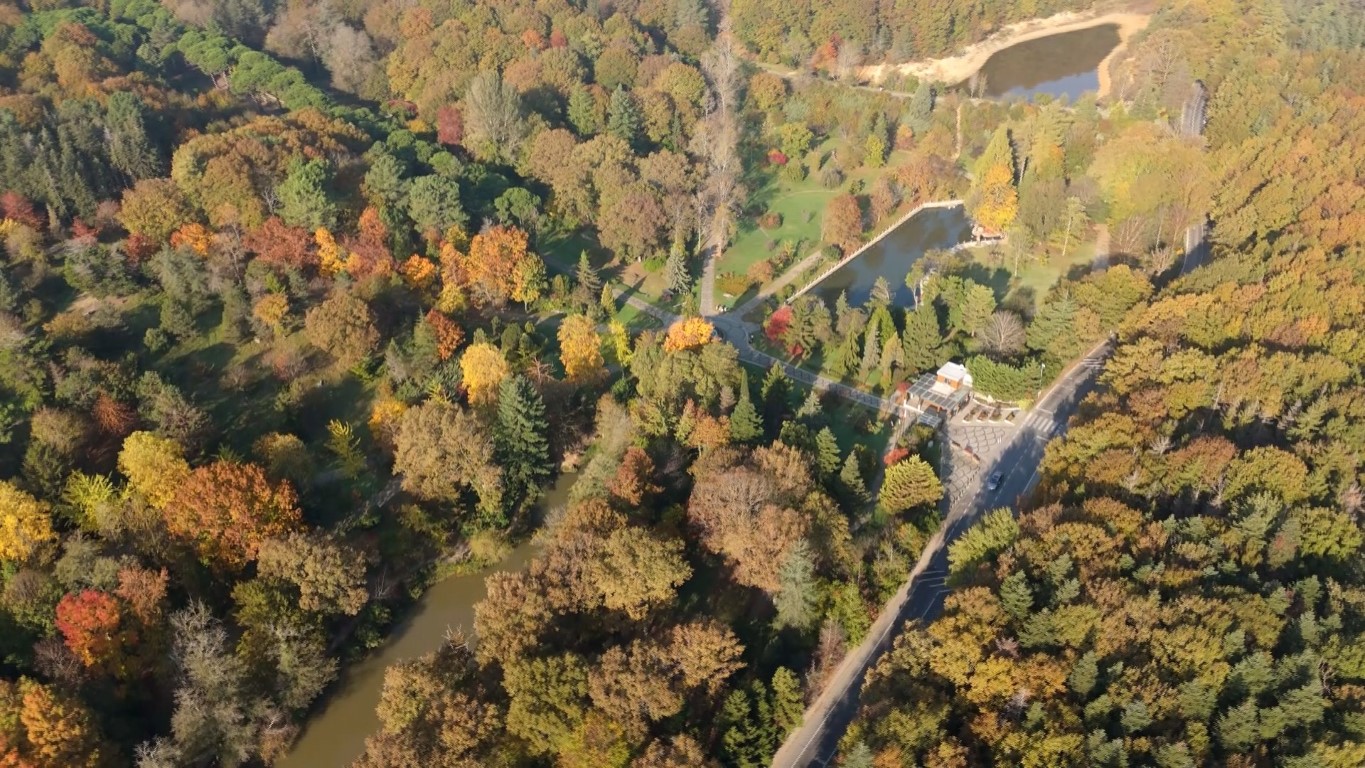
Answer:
279 473 576 768
969 23 1121 100
811 204 973 308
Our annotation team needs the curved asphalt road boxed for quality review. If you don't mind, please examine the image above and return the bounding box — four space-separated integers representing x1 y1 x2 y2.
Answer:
769 342 1111 768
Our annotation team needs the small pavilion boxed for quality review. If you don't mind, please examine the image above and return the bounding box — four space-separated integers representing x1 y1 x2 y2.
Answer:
900 362 974 428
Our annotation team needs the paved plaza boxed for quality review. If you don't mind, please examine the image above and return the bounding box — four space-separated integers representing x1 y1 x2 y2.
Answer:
943 408 1019 513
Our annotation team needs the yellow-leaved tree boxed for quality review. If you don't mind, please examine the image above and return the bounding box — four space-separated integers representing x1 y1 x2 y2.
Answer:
968 126 1018 234
558 314 604 382
663 317 715 352
461 343 511 406
117 431 190 510
0 481 56 563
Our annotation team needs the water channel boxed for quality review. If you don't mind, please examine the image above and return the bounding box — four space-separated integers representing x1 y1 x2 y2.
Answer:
811 205 973 308
279 473 576 768
968 23 1122 101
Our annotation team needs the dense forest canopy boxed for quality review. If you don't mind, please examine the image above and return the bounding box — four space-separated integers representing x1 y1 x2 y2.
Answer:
1 0 1361 765
844 1 1365 766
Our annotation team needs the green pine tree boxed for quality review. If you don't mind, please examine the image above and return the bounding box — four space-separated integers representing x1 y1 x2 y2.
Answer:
663 236 691 294
839 452 867 505
607 87 642 149
842 741 874 768
868 276 893 311
998 570 1034 621
761 362 790 427
730 372 763 443
858 324 880 380
105 91 163 181
277 157 337 230
814 427 840 479
750 679 778 757
575 251 601 302
494 374 552 517
905 81 935 134
902 307 944 375
770 667 804 736
796 389 823 421
774 541 819 630
567 85 600 136
720 688 766 768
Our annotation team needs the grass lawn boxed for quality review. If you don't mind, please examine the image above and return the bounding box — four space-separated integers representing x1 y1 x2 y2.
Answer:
540 225 685 311
612 301 664 332
961 229 1102 312
719 139 916 308
1012 235 1099 308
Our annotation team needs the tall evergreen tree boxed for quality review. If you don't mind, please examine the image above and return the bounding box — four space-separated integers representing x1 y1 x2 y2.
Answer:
574 251 601 306
840 452 867 505
663 236 691 294
796 389 823 421
720 688 767 768
105 92 163 181
842 741 874 768
494 375 552 516
607 87 642 149
774 541 819 630
567 85 600 136
730 372 763 443
868 276 893 311
770 667 805 736
905 81 935 134
814 427 840 479
902 307 944 374
760 362 790 430
277 157 337 230
858 324 880 379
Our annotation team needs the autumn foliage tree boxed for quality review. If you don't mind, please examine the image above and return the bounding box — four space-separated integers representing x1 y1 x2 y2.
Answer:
460 225 539 307
0 480 57 563
117 431 190 512
459 343 511 407
55 589 129 675
967 126 1018 234
822 193 864 253
662 317 715 352
165 461 303 570
423 310 464 361
0 678 109 768
304 291 380 367
608 446 660 507
558 314 604 383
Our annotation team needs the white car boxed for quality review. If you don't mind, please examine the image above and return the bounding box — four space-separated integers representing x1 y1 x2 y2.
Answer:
987 471 1003 491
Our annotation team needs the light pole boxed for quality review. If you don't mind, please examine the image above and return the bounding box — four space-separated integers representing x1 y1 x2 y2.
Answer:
1036 362 1045 402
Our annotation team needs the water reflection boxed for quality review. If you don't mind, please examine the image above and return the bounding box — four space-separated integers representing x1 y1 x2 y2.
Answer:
280 474 576 768
812 205 973 308
967 24 1121 101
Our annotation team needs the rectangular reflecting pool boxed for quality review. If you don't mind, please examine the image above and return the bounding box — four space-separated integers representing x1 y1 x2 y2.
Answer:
811 204 973 308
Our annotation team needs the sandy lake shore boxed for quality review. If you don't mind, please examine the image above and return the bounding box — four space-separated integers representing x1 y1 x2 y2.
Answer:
860 9 1152 98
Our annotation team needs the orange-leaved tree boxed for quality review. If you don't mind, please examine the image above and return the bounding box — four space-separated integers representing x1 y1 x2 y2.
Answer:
166 461 303 570
55 590 130 675
423 309 465 361
663 317 715 352
463 225 537 306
